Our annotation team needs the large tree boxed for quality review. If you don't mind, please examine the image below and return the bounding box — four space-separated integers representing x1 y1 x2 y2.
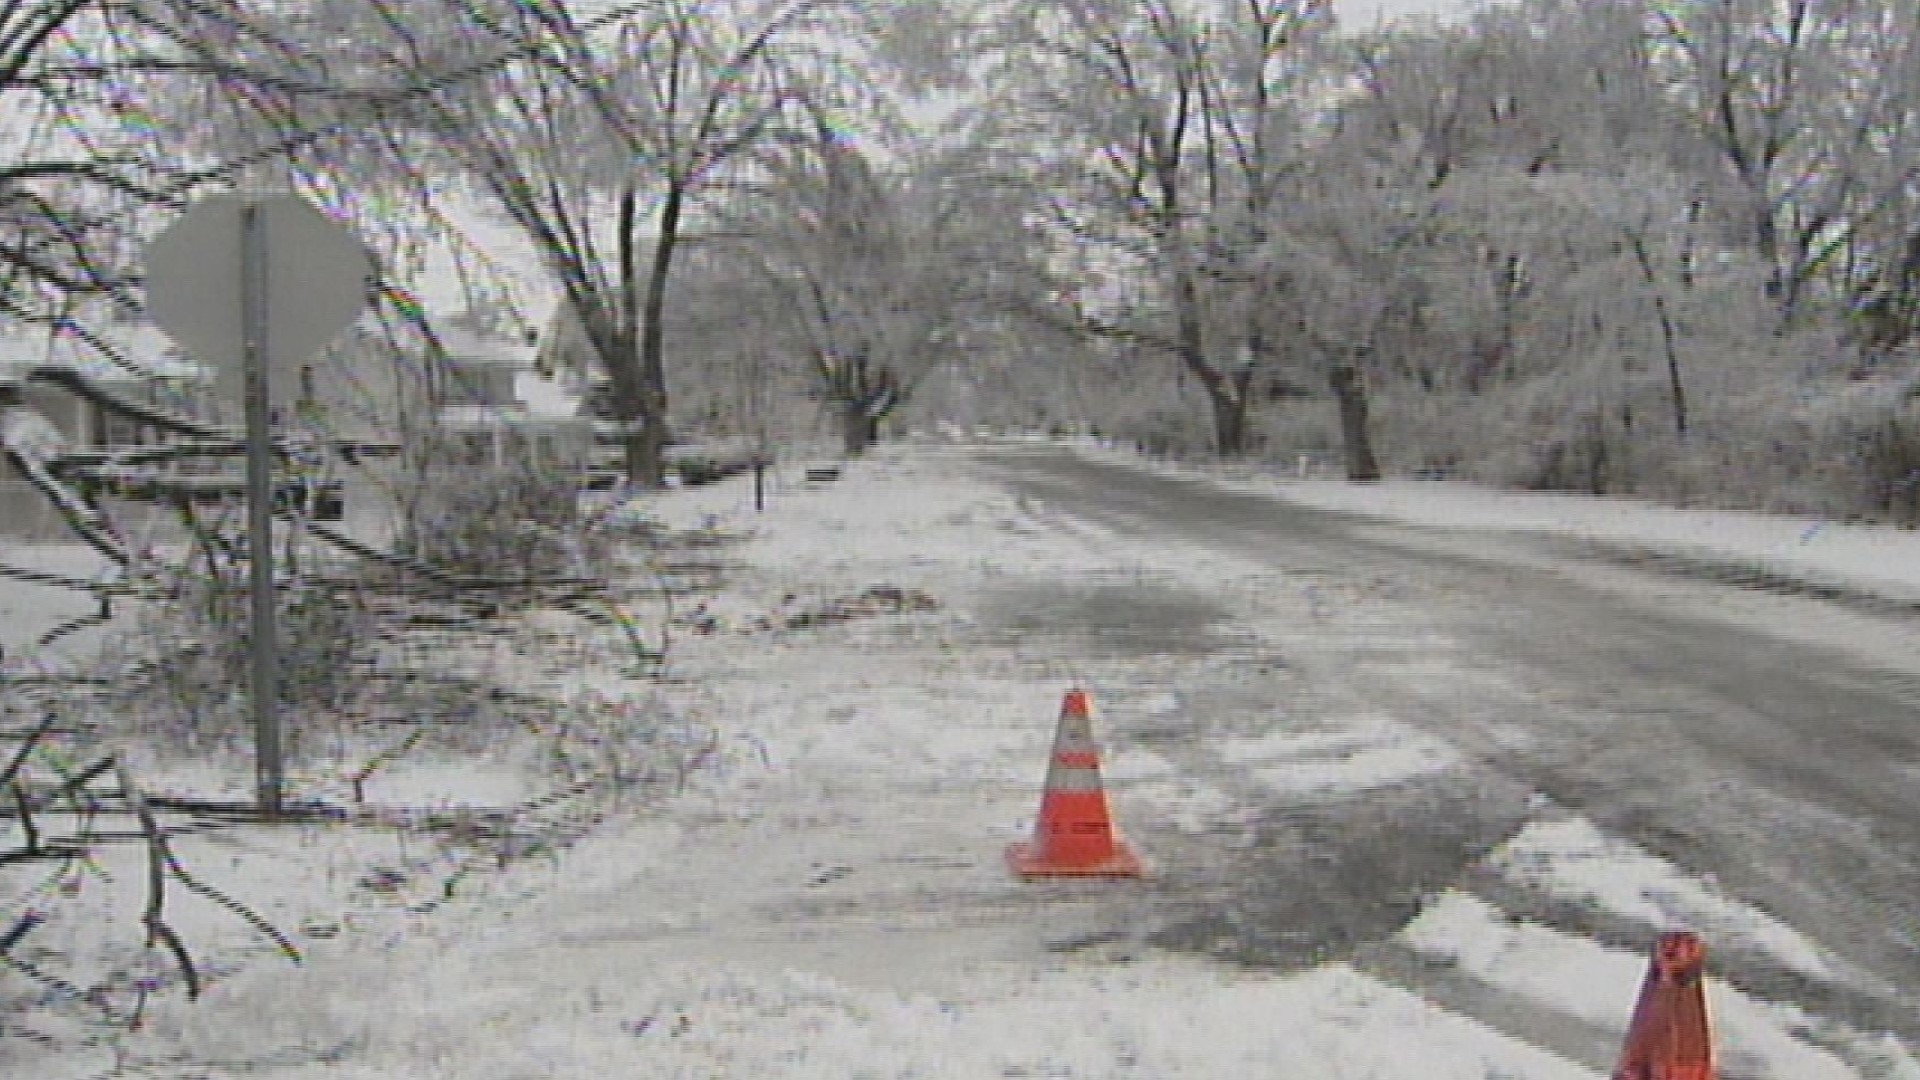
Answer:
1328 4 1711 408
716 123 1004 454
0 0 312 331
0 0 561 423
1648 0 1920 327
975 0 1337 460
362 0 888 487
1315 0 1845 484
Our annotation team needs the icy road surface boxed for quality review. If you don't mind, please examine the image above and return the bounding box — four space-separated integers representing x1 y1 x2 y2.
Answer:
985 443 1920 1059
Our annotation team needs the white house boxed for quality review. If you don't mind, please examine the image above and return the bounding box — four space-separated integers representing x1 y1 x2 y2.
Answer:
432 323 594 472
0 320 218 540
383 189 598 473
0 320 211 437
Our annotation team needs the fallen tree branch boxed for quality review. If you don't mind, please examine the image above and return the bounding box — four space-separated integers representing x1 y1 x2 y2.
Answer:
115 758 202 1002
348 728 429 805
0 711 56 792
0 909 44 957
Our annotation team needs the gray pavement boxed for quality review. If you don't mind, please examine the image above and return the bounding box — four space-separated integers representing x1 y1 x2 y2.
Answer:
971 444 1920 1067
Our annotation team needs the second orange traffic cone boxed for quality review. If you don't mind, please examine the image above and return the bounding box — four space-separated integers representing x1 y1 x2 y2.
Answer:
1614 932 1715 1080
1006 689 1144 879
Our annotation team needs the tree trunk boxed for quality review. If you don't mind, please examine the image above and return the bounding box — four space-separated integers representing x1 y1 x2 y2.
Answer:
1657 294 1689 438
597 327 653 490
622 429 653 485
840 404 878 456
1207 383 1250 457
1627 232 1689 437
578 306 646 489
612 186 655 487
631 182 688 488
1172 266 1243 455
1329 364 1381 482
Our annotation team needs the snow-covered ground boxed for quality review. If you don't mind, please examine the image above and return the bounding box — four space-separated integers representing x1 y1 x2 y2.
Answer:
6 440 1916 1079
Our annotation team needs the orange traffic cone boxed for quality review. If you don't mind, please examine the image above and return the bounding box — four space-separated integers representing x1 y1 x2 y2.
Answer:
1614 932 1715 1080
1006 689 1145 879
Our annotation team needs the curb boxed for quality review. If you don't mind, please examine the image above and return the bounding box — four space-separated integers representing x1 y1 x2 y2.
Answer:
1064 442 1920 622
1540 536 1920 622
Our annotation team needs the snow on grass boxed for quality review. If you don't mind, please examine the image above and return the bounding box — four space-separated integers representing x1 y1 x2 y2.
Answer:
1489 817 1841 982
341 752 536 810
0 541 130 664
95 731 547 813
6 599 695 1075
125 952 1609 1080
1401 892 1858 1080
12 803 578 1067
647 446 1277 616
1073 443 1920 602
1287 481 1920 603
637 446 1113 592
12 446 1590 1080
699 676 1044 807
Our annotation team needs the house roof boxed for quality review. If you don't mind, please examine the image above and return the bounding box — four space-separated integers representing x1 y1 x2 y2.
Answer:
0 322 208 386
435 323 540 365
435 368 586 433
437 404 590 434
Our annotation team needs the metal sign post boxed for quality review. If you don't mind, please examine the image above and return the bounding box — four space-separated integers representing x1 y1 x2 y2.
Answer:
146 192 374 821
240 202 284 819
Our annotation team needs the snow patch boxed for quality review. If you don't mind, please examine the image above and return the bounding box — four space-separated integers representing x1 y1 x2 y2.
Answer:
135 955 1609 1080
1135 690 1182 715
1207 713 1469 796
1214 721 1396 765
1490 818 1840 982
1253 737 1463 796
1101 744 1181 783
1124 776 1246 834
1403 892 1858 1080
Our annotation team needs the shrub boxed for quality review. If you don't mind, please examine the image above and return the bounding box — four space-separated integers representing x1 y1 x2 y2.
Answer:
128 564 373 753
1841 405 1920 526
1364 389 1472 478
1108 407 1212 458
394 433 599 581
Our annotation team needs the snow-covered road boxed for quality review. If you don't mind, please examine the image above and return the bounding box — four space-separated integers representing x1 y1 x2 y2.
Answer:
12 440 1919 1079
987 443 1920 1070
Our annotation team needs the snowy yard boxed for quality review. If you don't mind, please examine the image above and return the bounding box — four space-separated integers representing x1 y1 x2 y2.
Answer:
6 441 1917 1079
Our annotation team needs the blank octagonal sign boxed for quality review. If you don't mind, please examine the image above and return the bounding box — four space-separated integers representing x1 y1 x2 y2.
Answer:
145 194 377 409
